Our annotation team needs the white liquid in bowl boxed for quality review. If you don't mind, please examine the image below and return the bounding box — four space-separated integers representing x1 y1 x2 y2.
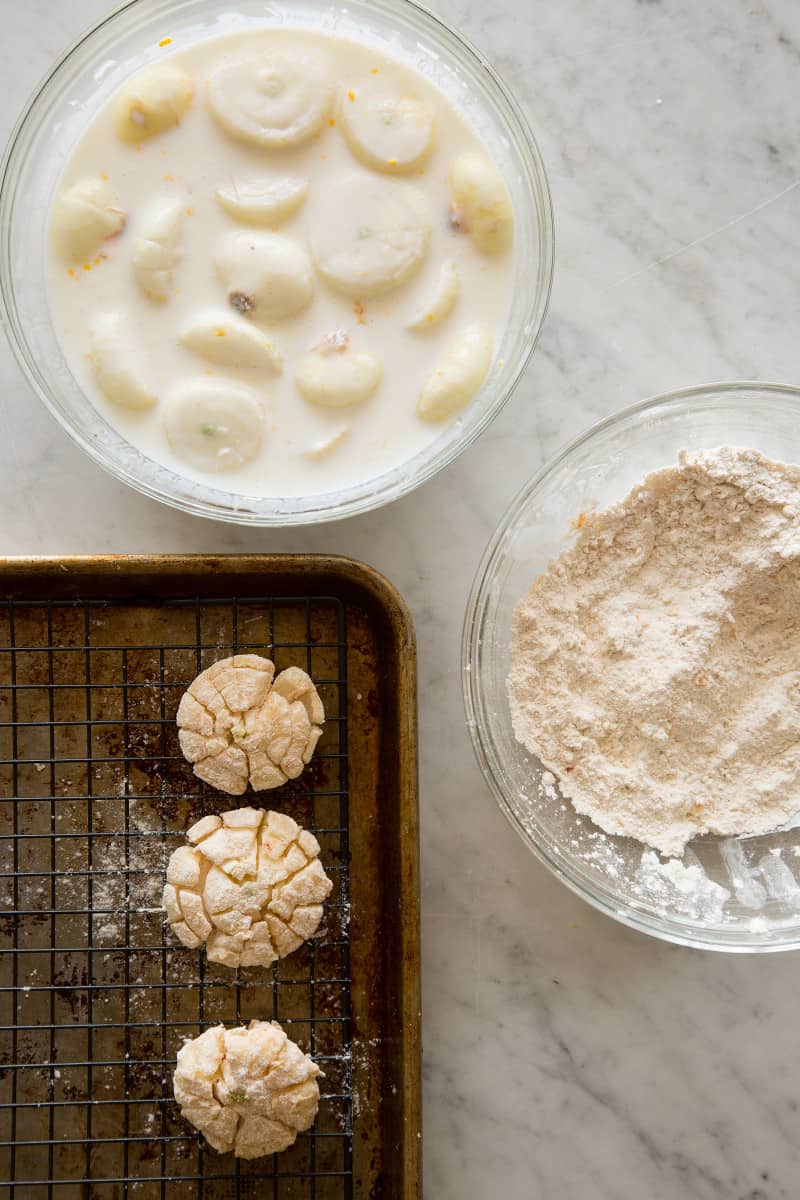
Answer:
45 29 513 500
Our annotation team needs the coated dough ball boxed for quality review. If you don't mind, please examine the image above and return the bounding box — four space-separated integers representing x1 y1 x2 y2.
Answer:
406 259 459 331
179 311 283 372
296 342 382 408
215 176 309 225
114 64 195 143
417 324 493 421
215 231 313 321
173 1020 321 1157
449 152 513 255
163 381 264 473
131 196 184 302
50 178 126 262
339 78 435 174
310 173 430 297
89 312 158 411
163 806 334 968
176 654 325 794
206 43 332 148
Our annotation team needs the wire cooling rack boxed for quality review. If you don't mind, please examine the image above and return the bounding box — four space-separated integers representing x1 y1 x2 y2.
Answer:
0 592 353 1198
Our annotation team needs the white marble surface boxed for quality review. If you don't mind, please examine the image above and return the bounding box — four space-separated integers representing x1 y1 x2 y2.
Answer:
3 1 800 1195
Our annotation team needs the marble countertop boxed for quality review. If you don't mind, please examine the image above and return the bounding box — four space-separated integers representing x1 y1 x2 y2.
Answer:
3 1 800 1195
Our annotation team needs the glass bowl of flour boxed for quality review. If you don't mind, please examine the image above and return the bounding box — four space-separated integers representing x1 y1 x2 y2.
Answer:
0 0 553 525
464 382 800 951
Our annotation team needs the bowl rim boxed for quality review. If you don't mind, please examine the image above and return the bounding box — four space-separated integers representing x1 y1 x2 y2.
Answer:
0 0 555 527
462 380 800 953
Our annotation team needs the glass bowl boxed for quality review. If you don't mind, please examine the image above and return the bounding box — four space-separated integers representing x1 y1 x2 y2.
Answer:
463 382 800 952
0 0 553 526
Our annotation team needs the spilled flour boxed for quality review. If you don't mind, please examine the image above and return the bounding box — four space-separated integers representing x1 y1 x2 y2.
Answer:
508 447 800 857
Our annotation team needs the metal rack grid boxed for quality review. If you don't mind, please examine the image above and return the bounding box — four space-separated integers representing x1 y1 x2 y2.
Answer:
0 592 353 1198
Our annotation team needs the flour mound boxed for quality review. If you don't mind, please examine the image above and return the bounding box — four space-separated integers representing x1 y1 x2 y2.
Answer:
508 447 800 857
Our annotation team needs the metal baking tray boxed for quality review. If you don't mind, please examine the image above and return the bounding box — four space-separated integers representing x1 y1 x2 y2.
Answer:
0 554 420 1198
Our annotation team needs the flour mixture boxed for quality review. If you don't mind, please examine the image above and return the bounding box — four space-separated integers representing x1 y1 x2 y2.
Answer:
508 447 800 857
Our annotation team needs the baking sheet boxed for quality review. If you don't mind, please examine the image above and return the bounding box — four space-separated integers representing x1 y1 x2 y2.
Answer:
0 555 420 1199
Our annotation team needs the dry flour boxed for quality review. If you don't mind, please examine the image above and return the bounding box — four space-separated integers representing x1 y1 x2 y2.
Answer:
508 447 800 857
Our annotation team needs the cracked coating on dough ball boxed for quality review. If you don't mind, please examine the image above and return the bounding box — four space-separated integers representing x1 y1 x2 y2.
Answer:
173 1020 321 1158
163 807 333 968
176 654 324 794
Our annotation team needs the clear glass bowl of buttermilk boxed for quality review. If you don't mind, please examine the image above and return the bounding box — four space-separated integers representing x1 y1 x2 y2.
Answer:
0 0 553 525
464 383 800 952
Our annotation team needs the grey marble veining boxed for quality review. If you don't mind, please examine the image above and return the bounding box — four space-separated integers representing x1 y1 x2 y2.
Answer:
3 1 800 1195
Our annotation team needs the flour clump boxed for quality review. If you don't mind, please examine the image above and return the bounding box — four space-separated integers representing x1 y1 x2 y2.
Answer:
508 447 800 857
